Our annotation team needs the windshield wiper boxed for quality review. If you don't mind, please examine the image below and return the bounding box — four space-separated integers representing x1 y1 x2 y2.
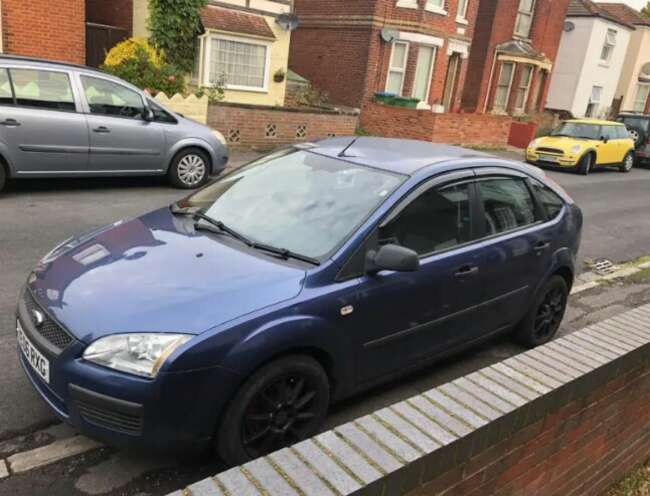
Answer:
193 212 255 247
250 242 320 265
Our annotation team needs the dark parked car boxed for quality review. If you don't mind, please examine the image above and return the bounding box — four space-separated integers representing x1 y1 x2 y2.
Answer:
17 138 582 465
617 113 650 166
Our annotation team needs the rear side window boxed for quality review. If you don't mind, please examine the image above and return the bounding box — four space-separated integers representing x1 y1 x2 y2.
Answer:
380 182 473 255
0 69 13 105
530 179 564 220
602 126 618 140
9 69 75 111
477 177 537 235
81 76 144 119
615 126 630 139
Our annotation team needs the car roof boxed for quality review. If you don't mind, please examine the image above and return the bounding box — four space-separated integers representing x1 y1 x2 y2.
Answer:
565 118 624 126
304 137 495 175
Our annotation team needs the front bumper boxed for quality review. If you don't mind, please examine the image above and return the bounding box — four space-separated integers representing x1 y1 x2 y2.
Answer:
16 295 242 454
525 149 578 168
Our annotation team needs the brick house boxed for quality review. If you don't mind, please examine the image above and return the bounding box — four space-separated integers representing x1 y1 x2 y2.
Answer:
0 0 86 64
289 0 477 111
461 0 570 116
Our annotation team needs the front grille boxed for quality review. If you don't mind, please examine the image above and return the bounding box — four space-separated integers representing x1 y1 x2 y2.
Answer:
23 291 74 350
536 147 564 155
77 400 143 435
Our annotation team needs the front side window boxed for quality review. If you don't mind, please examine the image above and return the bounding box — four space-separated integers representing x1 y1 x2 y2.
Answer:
209 37 268 90
478 178 536 235
515 0 535 38
81 76 145 119
183 150 405 259
601 126 618 141
494 62 515 112
530 179 564 220
380 182 472 255
600 29 617 63
515 65 533 112
148 99 177 124
10 69 75 111
633 83 650 112
386 41 409 95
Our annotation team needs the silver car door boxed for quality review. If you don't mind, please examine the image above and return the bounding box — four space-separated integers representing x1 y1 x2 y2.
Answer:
78 74 165 173
0 66 88 173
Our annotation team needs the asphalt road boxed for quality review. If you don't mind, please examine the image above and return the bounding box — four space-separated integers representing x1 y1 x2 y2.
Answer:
1 154 650 494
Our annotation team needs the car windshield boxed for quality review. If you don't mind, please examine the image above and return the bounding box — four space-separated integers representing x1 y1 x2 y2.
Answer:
180 149 405 259
551 122 601 140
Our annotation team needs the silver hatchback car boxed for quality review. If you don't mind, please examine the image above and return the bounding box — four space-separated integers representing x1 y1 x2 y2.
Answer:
0 55 229 191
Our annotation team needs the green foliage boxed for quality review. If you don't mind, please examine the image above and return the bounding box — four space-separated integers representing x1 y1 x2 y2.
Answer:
148 0 207 73
194 82 226 104
102 44 185 96
642 2 650 18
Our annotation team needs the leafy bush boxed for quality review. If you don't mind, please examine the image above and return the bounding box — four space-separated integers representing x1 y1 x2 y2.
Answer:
103 38 185 96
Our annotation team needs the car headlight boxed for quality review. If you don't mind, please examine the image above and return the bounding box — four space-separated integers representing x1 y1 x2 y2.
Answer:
83 333 192 378
570 144 582 154
528 138 541 149
212 130 227 146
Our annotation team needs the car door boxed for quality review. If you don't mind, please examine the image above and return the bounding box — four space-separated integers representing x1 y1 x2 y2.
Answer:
78 74 165 172
598 125 621 164
472 169 555 335
351 171 487 383
0 66 88 173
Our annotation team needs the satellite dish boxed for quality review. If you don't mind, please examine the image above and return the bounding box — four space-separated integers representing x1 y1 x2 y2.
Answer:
564 21 575 32
276 13 299 31
380 28 399 42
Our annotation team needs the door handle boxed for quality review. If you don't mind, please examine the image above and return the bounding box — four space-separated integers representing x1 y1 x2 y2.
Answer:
534 241 551 255
93 126 110 134
454 265 479 278
0 118 20 127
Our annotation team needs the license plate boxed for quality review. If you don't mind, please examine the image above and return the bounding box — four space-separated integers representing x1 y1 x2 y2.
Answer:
17 320 50 384
538 155 558 163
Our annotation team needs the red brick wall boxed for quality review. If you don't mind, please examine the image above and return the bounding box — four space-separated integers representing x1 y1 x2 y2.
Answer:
208 103 359 149
86 0 133 34
2 0 86 64
461 0 570 114
409 364 650 496
360 101 513 146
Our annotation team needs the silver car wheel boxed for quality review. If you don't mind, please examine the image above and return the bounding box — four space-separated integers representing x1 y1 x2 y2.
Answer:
624 153 634 171
177 154 206 186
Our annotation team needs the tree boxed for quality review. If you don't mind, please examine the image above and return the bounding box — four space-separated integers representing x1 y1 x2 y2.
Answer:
148 0 207 74
642 1 650 18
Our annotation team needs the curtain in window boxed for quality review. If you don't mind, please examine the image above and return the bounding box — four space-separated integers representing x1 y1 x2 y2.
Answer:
210 38 267 89
412 46 436 102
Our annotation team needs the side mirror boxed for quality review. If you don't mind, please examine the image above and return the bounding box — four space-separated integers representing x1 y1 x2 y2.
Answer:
142 108 154 122
600 136 608 143
366 244 419 274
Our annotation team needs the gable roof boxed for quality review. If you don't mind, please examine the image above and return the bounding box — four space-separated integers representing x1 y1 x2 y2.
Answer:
200 5 276 39
567 0 635 28
597 2 650 27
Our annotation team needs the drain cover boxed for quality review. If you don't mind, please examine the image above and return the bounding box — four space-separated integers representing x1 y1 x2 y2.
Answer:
591 258 616 276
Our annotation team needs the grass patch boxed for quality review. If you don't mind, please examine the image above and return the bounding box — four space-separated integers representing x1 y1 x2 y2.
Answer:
607 461 650 496
627 267 650 284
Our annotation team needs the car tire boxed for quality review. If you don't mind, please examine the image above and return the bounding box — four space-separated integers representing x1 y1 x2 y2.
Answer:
513 275 568 348
216 355 330 466
619 151 634 173
168 148 211 189
627 126 646 149
0 165 5 192
576 152 593 175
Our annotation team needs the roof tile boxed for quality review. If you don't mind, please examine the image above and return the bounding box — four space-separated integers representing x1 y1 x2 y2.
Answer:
201 6 276 39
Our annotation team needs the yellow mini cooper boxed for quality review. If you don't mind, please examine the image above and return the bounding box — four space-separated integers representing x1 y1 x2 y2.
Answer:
526 119 636 175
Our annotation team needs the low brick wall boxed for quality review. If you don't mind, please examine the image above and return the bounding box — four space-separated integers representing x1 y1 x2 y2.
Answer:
169 305 650 496
360 102 513 148
208 103 359 150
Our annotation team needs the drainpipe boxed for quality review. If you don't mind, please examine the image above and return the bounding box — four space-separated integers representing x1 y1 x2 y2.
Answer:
483 49 500 114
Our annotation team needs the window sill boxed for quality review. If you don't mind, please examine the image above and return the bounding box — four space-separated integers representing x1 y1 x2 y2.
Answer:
220 84 270 94
396 0 418 9
598 61 611 68
424 5 448 16
455 17 469 25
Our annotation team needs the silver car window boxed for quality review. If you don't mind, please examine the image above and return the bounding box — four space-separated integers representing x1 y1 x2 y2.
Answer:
10 68 75 112
0 69 13 104
81 75 145 119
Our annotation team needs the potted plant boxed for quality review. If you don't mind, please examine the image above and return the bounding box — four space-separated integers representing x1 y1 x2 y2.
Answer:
274 69 286 83
374 92 396 104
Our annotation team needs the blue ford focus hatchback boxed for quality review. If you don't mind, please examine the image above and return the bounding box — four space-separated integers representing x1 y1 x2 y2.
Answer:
17 138 582 464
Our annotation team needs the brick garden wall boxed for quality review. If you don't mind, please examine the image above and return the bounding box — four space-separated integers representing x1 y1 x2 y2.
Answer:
86 0 133 34
2 0 86 64
360 101 513 147
208 103 359 149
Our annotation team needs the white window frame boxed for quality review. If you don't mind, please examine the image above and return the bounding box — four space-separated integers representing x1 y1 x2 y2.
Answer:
204 32 272 93
396 0 418 9
600 29 617 64
514 65 533 113
456 0 469 23
386 40 410 96
411 45 437 102
425 0 447 15
494 62 515 113
514 0 535 38
586 85 603 117
633 83 650 112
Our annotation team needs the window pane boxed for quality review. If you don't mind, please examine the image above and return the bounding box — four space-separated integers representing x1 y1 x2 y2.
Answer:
0 69 14 104
600 44 611 62
530 180 564 220
412 46 435 101
591 85 602 103
515 12 532 37
519 0 534 12
81 76 144 118
391 43 408 69
427 0 444 7
479 178 536 235
210 38 267 89
498 63 514 85
380 183 472 255
387 71 404 95
634 84 650 112
11 69 75 111
457 0 468 17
